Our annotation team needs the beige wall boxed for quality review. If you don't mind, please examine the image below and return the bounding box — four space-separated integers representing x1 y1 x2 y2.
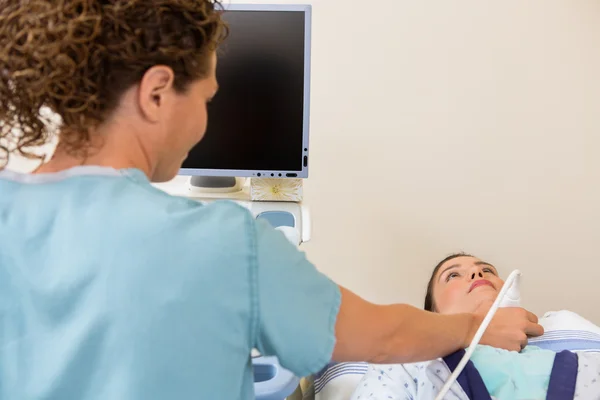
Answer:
7 0 600 321
266 0 600 321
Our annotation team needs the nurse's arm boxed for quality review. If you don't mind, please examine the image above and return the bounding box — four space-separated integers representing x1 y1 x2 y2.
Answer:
331 286 542 364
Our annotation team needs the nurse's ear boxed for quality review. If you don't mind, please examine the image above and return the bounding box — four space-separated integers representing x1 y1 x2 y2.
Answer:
137 65 176 123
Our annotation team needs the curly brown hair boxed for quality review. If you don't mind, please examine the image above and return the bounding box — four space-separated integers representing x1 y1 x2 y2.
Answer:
0 0 228 168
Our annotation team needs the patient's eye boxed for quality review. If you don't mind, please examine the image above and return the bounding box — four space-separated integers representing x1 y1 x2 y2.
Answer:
483 267 496 275
446 272 459 282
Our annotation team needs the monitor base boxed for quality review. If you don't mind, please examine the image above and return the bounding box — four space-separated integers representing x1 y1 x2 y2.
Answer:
187 176 245 194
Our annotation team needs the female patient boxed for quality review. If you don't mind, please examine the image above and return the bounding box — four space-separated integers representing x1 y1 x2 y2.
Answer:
350 253 600 400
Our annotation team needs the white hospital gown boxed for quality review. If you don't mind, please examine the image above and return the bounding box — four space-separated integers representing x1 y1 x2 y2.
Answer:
350 352 600 400
575 352 600 399
349 360 469 400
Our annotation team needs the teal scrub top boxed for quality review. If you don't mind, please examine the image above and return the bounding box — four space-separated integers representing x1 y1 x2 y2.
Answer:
0 166 341 400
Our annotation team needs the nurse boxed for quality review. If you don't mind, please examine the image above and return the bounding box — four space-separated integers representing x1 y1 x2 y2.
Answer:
0 1 543 399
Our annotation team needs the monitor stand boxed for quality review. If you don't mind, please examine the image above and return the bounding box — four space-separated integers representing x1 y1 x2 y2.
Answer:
188 176 245 194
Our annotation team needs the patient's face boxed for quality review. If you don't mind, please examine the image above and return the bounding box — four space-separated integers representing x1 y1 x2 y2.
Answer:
432 256 505 314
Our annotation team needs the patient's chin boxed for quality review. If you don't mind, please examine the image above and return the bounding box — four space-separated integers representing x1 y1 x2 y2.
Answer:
469 287 498 303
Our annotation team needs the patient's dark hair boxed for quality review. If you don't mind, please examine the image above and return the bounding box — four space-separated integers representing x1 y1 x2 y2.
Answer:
424 252 474 312
0 0 228 168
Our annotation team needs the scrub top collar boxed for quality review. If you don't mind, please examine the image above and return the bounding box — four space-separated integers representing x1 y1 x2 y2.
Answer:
0 165 148 184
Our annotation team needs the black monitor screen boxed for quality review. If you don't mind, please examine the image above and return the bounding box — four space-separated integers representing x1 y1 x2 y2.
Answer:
181 10 307 173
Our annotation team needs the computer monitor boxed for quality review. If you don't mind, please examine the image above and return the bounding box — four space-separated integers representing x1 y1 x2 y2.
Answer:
180 4 311 189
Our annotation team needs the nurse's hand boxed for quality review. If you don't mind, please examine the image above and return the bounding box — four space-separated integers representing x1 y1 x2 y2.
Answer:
473 306 544 352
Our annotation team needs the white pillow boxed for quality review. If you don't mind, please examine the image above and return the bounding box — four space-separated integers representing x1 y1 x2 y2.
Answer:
528 310 600 352
314 362 368 400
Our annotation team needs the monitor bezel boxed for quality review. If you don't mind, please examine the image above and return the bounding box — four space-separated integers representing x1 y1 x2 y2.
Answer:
179 3 312 179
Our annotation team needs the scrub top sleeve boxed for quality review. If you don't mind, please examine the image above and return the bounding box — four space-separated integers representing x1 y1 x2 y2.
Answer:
252 218 341 378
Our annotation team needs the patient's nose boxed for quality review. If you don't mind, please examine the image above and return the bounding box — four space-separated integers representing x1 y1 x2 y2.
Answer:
470 271 484 280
